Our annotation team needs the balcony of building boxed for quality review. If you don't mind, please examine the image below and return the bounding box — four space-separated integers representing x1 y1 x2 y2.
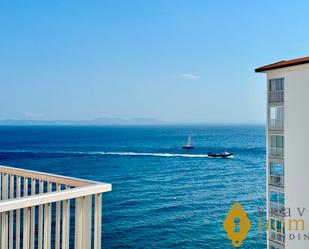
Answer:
268 78 284 103
268 91 284 103
268 106 284 130
269 217 285 246
269 162 284 188
269 147 284 158
0 165 111 249
269 135 284 158
269 175 284 188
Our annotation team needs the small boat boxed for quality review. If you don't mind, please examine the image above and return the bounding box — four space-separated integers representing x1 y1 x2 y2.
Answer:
182 134 195 149
207 151 233 158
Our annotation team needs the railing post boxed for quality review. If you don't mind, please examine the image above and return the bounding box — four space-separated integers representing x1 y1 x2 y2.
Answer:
44 182 52 249
16 176 21 249
38 180 44 249
83 196 92 249
23 208 30 249
1 173 8 249
23 178 30 249
94 193 102 249
1 211 8 249
30 179 36 249
2 173 8 199
9 175 14 249
62 198 70 249
75 197 84 249
43 203 51 249
55 184 61 249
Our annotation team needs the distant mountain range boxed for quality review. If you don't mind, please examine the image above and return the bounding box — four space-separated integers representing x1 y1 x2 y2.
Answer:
0 117 168 126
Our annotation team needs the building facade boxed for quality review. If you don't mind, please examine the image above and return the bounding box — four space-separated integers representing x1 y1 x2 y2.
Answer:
256 56 309 249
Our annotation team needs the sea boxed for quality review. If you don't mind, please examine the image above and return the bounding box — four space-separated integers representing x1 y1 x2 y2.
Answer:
0 125 266 248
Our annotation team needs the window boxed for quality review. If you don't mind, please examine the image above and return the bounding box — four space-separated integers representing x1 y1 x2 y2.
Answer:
269 135 284 157
269 106 284 129
269 78 284 91
271 219 284 233
270 218 285 243
269 78 284 102
269 162 284 187
270 162 284 176
270 135 284 148
270 191 284 216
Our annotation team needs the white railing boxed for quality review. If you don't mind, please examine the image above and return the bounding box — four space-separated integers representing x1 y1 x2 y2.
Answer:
0 165 111 249
268 91 284 103
269 147 284 158
270 230 285 245
269 119 284 130
269 175 284 187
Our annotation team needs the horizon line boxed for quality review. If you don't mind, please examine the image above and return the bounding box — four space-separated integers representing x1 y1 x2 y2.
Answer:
0 121 266 126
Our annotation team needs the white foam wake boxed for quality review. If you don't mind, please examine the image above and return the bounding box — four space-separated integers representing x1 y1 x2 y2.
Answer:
97 152 210 158
0 149 233 158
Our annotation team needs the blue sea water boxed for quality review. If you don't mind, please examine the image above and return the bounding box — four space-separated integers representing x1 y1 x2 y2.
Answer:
0 125 266 248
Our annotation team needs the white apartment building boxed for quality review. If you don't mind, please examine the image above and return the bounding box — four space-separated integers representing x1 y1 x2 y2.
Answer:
256 56 309 249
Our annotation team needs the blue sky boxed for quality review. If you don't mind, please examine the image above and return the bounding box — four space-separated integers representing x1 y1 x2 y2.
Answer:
1 1 309 123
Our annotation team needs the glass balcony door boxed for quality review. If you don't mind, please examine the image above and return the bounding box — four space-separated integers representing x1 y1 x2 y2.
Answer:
269 162 284 187
270 191 284 216
268 78 284 103
269 135 284 158
269 107 284 129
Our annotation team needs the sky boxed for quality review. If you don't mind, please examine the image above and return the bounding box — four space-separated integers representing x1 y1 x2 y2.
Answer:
1 1 309 124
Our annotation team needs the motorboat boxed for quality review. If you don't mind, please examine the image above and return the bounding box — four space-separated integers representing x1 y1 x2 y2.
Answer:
207 151 233 158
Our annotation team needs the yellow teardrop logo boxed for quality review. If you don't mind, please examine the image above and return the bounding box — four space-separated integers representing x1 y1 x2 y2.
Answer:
224 203 251 247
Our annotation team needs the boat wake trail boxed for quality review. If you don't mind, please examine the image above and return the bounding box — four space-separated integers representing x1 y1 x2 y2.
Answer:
0 149 233 158
0 149 210 158
97 152 210 158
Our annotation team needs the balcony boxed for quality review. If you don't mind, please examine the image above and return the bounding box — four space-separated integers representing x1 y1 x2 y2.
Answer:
270 231 285 245
269 147 284 158
270 202 285 217
269 175 284 187
269 119 284 130
268 91 284 103
0 165 111 249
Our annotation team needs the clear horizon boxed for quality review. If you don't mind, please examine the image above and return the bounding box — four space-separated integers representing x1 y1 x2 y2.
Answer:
0 117 266 125
2 1 309 123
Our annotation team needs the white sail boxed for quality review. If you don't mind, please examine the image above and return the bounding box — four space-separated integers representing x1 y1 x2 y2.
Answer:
186 135 192 146
183 133 194 149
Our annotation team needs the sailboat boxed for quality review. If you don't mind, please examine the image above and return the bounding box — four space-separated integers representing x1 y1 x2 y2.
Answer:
182 134 195 149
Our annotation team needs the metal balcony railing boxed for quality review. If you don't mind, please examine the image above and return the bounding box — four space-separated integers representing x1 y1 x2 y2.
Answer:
269 147 284 158
269 175 284 187
0 165 111 249
270 230 285 245
270 203 285 217
268 91 284 103
269 119 284 130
